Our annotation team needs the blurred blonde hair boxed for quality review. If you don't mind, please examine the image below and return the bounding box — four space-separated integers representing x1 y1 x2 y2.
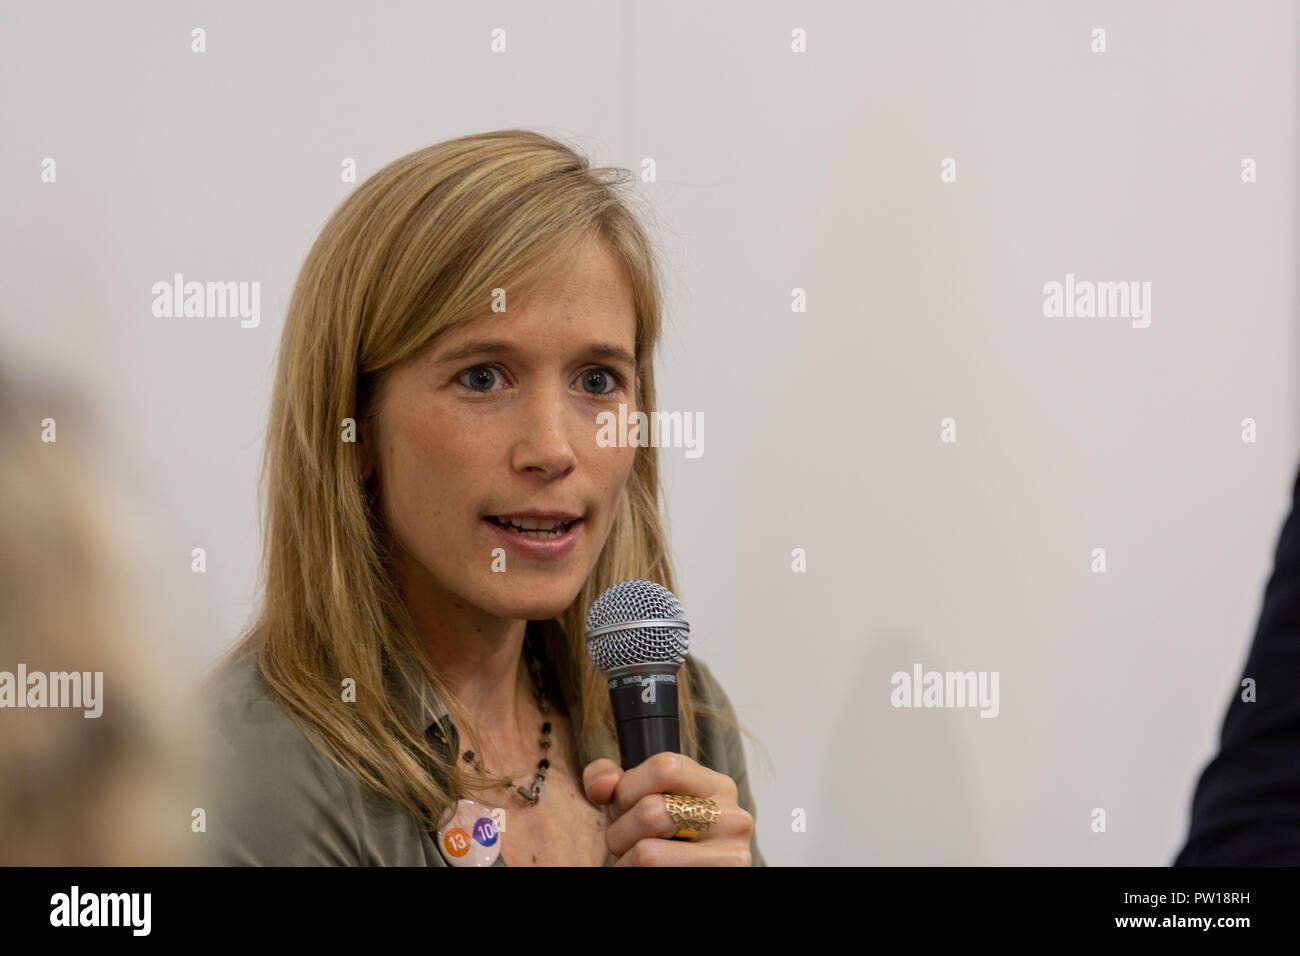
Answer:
222 129 733 833
0 362 203 864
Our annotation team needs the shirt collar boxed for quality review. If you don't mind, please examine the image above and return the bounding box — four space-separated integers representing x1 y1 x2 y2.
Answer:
389 658 453 749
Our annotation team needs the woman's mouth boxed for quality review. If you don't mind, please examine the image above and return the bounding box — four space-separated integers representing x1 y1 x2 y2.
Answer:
482 514 582 558
484 515 578 540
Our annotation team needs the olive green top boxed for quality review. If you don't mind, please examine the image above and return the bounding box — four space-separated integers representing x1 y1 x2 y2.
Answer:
202 645 765 867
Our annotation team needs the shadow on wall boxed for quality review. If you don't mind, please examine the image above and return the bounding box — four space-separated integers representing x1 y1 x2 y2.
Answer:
818 632 984 865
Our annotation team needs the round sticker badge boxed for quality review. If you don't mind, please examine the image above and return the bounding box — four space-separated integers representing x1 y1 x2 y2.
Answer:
436 798 502 867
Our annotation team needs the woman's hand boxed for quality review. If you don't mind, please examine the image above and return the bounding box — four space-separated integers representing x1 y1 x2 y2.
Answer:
582 752 754 866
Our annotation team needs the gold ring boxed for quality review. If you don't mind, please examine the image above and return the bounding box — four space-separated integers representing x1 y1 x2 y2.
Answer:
664 793 721 841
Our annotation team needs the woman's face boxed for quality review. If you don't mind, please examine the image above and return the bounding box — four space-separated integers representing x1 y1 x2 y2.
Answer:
360 239 640 625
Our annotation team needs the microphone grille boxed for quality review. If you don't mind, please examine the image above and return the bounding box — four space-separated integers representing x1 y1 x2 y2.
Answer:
585 580 690 674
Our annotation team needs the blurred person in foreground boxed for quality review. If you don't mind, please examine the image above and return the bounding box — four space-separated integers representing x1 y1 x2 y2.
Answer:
0 360 203 865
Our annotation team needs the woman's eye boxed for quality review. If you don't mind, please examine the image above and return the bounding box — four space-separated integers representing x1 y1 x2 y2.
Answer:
458 364 505 392
579 367 623 396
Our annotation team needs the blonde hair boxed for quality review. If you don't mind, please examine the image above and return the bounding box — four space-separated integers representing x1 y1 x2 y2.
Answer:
223 128 729 833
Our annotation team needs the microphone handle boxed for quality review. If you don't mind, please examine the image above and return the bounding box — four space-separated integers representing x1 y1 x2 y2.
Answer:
607 670 681 769
616 715 680 769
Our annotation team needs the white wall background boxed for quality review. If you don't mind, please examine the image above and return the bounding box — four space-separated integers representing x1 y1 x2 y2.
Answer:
2 0 1296 865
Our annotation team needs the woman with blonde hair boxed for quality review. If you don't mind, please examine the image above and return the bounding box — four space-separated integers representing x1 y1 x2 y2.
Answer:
208 128 763 866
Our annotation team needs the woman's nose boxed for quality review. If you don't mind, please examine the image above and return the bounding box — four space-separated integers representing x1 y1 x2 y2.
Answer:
509 387 578 476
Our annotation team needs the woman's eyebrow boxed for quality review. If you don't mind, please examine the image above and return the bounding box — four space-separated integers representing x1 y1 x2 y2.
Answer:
584 342 637 368
432 339 636 368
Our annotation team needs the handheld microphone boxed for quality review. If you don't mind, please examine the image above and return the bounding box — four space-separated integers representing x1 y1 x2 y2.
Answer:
584 580 690 770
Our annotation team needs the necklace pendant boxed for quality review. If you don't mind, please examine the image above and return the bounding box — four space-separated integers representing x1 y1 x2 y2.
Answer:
516 784 539 803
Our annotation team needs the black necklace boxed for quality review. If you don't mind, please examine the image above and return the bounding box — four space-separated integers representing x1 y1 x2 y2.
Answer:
457 641 552 803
